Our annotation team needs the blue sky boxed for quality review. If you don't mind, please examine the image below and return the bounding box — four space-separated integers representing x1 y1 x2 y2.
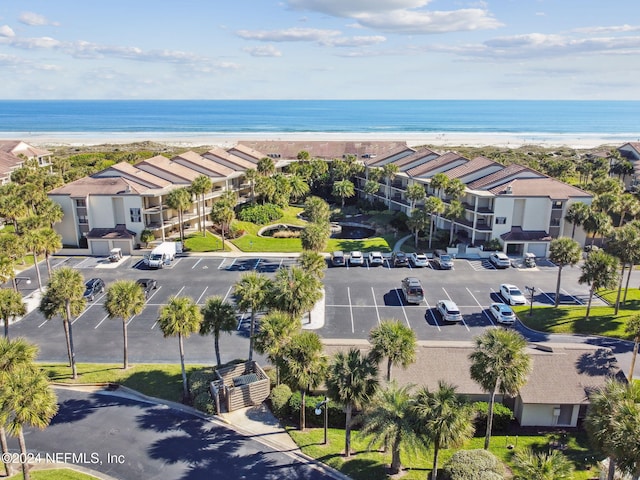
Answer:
1 1 639 100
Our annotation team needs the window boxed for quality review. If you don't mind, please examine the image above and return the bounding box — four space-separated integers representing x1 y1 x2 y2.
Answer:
130 208 141 223
552 201 563 209
75 198 86 207
550 217 561 226
496 217 507 224
77 215 88 225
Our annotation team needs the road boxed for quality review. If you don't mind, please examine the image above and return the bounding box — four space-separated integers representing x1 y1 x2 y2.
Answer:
6 387 339 480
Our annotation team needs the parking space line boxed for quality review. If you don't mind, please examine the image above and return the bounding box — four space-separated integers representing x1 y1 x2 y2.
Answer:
254 258 261 270
538 289 556 304
370 287 381 325
195 286 209 305
75 257 91 268
561 288 583 305
236 312 247 331
222 286 233 303
365 260 370 270
279 258 284 269
38 318 49 328
466 287 496 327
192 258 202 269
226 258 237 270
72 293 105 325
133 259 145 269
423 298 441 331
218 258 227 269
95 314 109 329
347 287 355 333
393 289 411 328
442 287 469 331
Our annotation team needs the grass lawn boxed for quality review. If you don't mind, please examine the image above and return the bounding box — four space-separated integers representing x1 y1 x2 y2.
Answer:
9 468 99 479
40 363 204 403
288 427 599 480
183 230 231 252
514 287 640 339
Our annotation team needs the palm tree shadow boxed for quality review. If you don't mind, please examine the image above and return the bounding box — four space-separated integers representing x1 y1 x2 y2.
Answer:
575 348 621 376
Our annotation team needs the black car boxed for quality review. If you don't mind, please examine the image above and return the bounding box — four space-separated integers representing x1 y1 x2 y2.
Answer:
84 278 105 301
392 251 409 267
136 278 158 298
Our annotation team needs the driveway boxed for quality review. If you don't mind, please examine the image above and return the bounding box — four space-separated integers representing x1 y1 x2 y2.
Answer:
7 387 339 480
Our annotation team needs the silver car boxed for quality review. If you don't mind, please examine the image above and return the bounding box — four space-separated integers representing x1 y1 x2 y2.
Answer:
436 300 463 323
368 251 384 266
349 251 364 266
489 252 511 269
410 252 429 267
489 302 516 325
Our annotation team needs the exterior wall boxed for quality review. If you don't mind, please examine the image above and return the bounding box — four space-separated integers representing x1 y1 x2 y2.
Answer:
515 400 579 427
520 197 552 231
49 195 80 246
87 195 145 235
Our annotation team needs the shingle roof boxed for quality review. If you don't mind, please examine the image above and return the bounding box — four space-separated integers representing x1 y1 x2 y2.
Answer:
48 176 150 196
137 155 203 183
203 146 256 170
467 164 541 190
500 227 552 242
443 156 500 180
86 224 136 240
172 151 235 177
407 152 468 178
365 145 417 166
226 144 263 163
489 177 592 199
379 147 438 171
100 161 173 188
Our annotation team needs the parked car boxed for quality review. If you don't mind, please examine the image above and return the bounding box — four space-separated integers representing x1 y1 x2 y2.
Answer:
489 252 511 269
392 251 409 267
489 302 517 325
136 278 158 298
83 278 105 301
331 251 346 267
410 252 429 267
433 249 454 270
436 300 463 323
368 251 384 266
401 277 424 304
499 283 527 305
349 251 364 266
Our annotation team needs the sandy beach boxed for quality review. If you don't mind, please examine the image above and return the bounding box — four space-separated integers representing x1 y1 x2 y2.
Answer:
4 131 634 150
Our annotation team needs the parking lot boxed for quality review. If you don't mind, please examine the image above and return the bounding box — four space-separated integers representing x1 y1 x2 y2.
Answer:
9 253 610 362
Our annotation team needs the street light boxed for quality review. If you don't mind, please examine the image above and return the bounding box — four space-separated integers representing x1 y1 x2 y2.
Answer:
315 396 329 445
13 276 32 292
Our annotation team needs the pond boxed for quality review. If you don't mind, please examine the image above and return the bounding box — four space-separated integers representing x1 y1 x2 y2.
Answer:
258 222 376 239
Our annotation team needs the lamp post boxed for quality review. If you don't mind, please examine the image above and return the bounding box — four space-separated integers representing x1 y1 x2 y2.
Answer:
12 276 32 292
525 286 535 317
314 396 329 445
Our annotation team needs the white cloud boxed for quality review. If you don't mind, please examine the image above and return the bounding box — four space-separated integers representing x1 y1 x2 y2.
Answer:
572 24 640 35
0 25 15 37
320 35 386 47
287 0 429 17
244 45 283 57
19 12 59 27
11 36 62 49
236 27 341 42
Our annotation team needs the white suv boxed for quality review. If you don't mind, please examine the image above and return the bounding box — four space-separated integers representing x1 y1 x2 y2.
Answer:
368 251 384 266
349 251 364 266
499 284 527 305
436 300 463 323
489 252 511 269
410 252 429 267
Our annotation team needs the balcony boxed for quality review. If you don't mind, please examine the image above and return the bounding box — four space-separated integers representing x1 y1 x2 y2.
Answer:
461 201 494 214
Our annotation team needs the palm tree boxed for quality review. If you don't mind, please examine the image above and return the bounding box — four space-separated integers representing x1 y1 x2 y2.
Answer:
157 296 203 400
359 382 421 475
288 174 310 203
583 209 613 247
244 168 258 205
104 280 146 369
326 348 379 457
614 193 640 227
625 315 640 382
406 183 426 211
0 195 28 232
407 208 431 249
254 311 299 385
39 227 62 276
190 174 212 236
430 172 449 198
382 163 399 209
297 251 327 280
585 379 640 480
564 202 590 239
469 329 531 450
444 178 465 200
445 199 465 245
270 266 322 323
0 289 26 339
607 224 640 314
413 381 475 480
548 237 582 307
332 179 355 207
0 337 39 478
257 157 275 176
513 448 574 480
38 267 86 379
592 192 619 214
363 179 380 199
234 271 272 362
368 320 417 382
282 331 327 431
303 196 331 224
579 249 619 320
199 296 237 367
209 191 236 250
0 365 58 480
22 228 45 291
0 256 18 293
34 198 64 229
424 196 445 248
166 187 193 243
300 222 330 253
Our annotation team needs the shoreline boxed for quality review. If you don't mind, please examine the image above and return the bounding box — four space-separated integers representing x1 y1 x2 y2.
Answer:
2 131 636 149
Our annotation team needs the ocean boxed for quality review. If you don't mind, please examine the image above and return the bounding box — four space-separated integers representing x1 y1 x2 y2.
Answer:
0 100 638 138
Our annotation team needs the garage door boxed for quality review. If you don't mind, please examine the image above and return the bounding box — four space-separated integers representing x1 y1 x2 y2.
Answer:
527 243 548 257
90 240 110 256
112 240 132 256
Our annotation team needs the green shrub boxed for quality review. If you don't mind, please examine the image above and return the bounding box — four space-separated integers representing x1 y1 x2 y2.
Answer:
238 203 283 225
193 391 216 415
288 391 344 428
484 238 502 251
441 449 505 480
473 402 513 433
389 212 409 231
189 367 216 397
265 367 278 388
269 384 292 417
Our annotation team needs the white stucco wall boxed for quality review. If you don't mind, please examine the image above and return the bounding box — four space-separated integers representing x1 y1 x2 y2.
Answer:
49 195 79 246
516 402 579 427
